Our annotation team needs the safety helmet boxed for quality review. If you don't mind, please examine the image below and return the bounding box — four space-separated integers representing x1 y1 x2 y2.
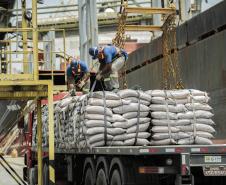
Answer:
89 47 99 60
70 59 78 68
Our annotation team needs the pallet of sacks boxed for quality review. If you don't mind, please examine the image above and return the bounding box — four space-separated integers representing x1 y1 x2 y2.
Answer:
146 89 215 145
32 88 216 148
76 89 151 148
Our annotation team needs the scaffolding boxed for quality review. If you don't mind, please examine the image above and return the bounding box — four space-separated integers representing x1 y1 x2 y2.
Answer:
0 1 64 184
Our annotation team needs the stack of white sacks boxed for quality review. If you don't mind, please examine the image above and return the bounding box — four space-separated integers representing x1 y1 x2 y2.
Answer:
114 89 151 146
146 89 215 145
32 89 215 148
77 92 126 147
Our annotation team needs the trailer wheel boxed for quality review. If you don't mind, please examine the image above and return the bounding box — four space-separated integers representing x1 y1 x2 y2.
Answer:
110 169 122 185
96 169 107 185
43 164 49 185
29 168 37 185
84 167 95 185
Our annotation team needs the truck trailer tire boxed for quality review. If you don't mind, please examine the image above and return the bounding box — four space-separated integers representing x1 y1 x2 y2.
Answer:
43 163 49 185
96 169 107 185
84 167 95 185
29 168 36 185
110 169 122 185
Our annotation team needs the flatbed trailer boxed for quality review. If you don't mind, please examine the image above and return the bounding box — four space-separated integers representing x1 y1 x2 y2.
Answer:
27 144 226 185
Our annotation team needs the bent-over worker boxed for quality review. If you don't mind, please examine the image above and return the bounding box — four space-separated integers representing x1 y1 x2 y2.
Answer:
66 58 90 94
89 44 128 91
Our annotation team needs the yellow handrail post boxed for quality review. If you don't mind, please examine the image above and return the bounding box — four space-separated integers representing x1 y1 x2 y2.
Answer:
37 99 43 185
32 0 38 80
48 81 55 185
22 0 29 74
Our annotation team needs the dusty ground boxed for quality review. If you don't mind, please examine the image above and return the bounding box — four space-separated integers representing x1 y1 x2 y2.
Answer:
0 156 25 185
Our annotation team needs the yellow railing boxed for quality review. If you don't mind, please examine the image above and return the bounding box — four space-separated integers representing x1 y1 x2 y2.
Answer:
0 28 67 83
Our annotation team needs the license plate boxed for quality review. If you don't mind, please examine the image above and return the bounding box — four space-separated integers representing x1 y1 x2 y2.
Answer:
204 156 222 163
203 166 226 176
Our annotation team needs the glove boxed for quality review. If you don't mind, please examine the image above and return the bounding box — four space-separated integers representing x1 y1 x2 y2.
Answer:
96 73 102 81
77 80 85 89
69 89 76 96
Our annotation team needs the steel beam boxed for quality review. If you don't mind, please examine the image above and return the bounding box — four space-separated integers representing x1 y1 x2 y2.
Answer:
37 99 43 185
0 74 33 80
125 25 162 31
0 92 48 99
0 28 32 32
125 7 176 14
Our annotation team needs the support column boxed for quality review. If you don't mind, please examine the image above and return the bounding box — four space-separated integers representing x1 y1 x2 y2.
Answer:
48 82 55 185
152 0 162 38
32 0 39 80
37 99 43 185
22 0 29 74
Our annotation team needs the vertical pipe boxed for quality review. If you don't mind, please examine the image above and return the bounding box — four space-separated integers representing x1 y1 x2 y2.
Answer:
152 0 162 38
37 99 43 185
9 41 12 74
48 82 55 185
63 30 66 83
32 0 39 80
22 0 28 74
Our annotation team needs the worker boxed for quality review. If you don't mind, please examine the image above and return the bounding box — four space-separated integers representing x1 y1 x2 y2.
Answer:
66 57 90 94
89 44 128 91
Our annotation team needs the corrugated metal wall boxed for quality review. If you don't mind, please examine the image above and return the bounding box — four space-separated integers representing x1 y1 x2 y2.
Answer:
126 1 226 138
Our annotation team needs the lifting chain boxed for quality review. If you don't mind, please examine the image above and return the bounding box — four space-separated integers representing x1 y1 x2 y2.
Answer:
112 0 128 89
162 12 184 90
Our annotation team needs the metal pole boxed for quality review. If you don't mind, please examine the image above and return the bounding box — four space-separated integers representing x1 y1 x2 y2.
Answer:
37 99 43 185
179 0 191 22
48 82 55 185
32 0 39 80
63 30 66 83
152 0 162 38
21 0 29 74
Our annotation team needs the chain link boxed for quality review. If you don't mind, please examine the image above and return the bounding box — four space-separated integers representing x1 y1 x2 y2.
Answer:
162 13 184 90
112 1 128 89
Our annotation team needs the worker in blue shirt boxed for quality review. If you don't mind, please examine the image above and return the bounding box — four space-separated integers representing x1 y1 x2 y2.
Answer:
89 44 128 91
66 57 90 93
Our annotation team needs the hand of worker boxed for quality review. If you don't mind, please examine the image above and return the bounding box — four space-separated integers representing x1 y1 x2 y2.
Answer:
96 73 102 81
77 81 85 89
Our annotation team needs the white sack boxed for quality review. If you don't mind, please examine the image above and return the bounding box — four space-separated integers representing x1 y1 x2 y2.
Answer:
152 119 191 126
86 127 125 136
151 126 180 133
126 132 151 140
152 132 190 140
123 112 149 119
151 97 188 105
127 122 150 133
113 103 150 114
88 98 130 108
85 106 113 116
177 124 215 133
88 134 114 144
177 111 214 119
149 104 186 113
123 97 150 106
185 103 212 111
91 91 120 100
150 139 176 145
84 114 112 121
151 112 178 120
84 120 112 128
124 138 150 146
127 118 151 128
112 121 128 129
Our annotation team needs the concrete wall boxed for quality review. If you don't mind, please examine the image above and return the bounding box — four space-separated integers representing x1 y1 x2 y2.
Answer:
126 1 226 138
